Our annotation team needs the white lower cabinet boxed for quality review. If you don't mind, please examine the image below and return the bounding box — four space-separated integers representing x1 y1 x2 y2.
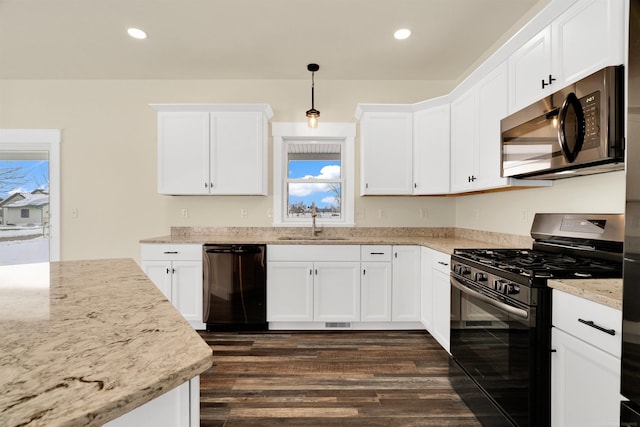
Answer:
267 244 424 329
140 244 204 330
392 245 421 321
105 377 199 427
430 249 451 353
361 246 393 322
551 289 622 427
267 261 314 321
314 261 360 322
266 245 361 324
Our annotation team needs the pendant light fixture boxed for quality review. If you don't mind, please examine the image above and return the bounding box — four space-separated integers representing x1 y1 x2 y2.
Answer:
306 63 320 128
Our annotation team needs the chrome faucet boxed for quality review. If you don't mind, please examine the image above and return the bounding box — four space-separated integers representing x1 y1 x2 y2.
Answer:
311 202 321 237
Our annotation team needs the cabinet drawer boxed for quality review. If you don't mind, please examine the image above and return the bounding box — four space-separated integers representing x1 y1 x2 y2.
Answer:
552 289 621 358
361 245 392 262
141 243 203 261
268 245 360 262
431 250 451 274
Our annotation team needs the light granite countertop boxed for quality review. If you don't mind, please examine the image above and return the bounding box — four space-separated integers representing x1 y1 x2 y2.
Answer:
140 226 534 255
0 258 213 427
548 278 622 310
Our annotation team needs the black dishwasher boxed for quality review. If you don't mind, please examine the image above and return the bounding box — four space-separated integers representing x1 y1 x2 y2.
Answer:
202 244 267 331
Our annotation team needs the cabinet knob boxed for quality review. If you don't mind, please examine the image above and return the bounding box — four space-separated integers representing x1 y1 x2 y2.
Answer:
365 183 369 189
414 183 417 188
204 182 208 188
363 269 366 275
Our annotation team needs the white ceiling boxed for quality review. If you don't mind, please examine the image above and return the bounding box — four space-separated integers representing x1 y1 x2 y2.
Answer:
0 0 547 81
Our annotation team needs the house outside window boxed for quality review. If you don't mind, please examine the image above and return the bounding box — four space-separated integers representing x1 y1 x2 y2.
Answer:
273 123 355 227
20 208 29 218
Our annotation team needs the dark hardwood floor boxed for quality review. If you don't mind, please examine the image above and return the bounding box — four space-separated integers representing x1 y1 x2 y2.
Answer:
197 330 485 426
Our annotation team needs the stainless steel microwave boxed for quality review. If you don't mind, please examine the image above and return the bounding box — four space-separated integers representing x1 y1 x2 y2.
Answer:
501 65 624 179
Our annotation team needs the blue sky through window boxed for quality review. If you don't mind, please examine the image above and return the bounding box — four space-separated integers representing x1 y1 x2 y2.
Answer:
0 159 49 199
288 160 341 213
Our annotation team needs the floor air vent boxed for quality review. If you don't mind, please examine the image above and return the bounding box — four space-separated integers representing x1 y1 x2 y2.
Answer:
325 322 351 328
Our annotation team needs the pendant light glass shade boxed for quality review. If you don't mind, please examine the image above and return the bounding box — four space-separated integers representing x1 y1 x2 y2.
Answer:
306 63 320 128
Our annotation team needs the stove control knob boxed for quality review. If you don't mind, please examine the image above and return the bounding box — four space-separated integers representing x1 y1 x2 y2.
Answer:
508 284 521 295
475 272 488 282
494 280 506 293
454 265 471 275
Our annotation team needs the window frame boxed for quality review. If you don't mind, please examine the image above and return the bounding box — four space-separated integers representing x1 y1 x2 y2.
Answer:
272 123 355 227
0 129 61 261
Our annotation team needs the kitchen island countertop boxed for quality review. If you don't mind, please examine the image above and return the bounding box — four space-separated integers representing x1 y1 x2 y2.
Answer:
0 258 213 427
547 278 622 310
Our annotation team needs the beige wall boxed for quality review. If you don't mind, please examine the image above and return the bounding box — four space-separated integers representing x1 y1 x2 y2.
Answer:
0 79 626 262
455 171 626 235
0 79 457 262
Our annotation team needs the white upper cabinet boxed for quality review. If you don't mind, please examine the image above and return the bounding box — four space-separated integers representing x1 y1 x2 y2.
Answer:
359 110 414 195
357 100 450 196
509 0 624 113
157 111 210 195
152 104 272 195
450 87 478 193
451 62 514 192
413 103 450 194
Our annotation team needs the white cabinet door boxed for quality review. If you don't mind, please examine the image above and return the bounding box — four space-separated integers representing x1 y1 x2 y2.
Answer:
450 89 477 193
509 0 624 113
361 261 392 322
476 62 509 190
314 261 361 322
155 106 270 196
551 327 621 427
392 246 421 321
211 111 267 195
360 112 413 195
413 104 450 195
267 261 314 321
552 0 624 88
431 268 451 353
172 260 203 325
157 112 210 195
105 378 193 427
141 260 173 301
419 247 433 331
508 27 553 113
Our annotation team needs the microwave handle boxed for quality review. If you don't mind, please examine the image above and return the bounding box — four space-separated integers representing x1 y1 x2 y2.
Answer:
557 92 585 163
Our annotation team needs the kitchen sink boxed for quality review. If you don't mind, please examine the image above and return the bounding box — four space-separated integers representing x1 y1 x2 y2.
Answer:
276 236 349 241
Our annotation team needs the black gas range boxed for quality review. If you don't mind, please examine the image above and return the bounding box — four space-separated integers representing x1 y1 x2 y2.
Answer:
449 213 623 427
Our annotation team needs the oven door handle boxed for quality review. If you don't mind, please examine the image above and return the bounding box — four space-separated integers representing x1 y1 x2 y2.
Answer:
450 276 529 320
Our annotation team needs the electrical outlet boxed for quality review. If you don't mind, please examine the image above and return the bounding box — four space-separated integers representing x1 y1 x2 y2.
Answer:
240 208 248 218
180 208 189 219
378 209 386 219
419 208 428 219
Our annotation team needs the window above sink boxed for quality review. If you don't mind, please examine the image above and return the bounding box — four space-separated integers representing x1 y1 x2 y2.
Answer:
272 123 355 227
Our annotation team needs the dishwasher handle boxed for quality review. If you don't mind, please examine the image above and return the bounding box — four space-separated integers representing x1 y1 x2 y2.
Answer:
203 245 264 255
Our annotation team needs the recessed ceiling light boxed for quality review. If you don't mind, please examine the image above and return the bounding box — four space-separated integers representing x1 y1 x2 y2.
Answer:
127 28 147 40
394 28 411 40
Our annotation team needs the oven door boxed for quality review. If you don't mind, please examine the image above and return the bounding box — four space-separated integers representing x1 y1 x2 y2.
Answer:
450 275 544 427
